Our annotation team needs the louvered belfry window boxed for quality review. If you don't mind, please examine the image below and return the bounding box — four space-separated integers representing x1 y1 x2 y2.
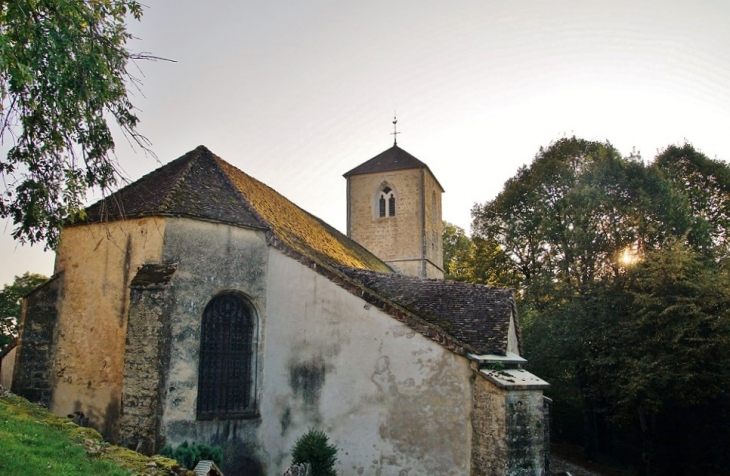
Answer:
197 293 255 418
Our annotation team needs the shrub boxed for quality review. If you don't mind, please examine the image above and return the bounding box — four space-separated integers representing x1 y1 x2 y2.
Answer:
159 440 223 470
291 428 338 476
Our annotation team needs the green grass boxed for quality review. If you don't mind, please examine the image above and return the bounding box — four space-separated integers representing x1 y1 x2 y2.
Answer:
0 390 190 475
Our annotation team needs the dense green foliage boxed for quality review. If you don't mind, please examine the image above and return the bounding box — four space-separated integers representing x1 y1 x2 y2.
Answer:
442 222 518 285
0 0 150 248
291 428 338 476
443 221 471 279
468 137 730 474
0 272 48 349
159 440 223 470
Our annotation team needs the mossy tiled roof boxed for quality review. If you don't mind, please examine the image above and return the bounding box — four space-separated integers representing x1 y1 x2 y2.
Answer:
82 146 391 272
83 147 265 229
341 268 516 355
214 155 392 272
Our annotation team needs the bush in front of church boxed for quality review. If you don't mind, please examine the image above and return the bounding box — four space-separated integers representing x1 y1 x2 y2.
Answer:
159 440 223 470
291 428 338 476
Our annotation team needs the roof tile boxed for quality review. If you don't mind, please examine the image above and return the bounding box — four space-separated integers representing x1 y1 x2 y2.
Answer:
341 268 515 355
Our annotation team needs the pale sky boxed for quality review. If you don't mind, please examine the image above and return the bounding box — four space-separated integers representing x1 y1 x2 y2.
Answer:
2 0 730 286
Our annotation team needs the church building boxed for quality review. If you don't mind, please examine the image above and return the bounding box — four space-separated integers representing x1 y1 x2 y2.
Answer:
11 143 549 475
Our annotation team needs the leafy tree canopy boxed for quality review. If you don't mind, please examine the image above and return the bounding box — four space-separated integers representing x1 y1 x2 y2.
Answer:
467 137 730 473
0 272 48 349
653 143 730 257
470 137 717 303
0 0 150 249
442 221 471 279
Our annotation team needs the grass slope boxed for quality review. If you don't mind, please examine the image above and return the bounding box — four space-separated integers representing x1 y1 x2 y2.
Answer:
0 388 192 476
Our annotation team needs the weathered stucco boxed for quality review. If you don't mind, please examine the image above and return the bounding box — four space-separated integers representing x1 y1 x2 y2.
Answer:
262 248 471 475
347 168 443 278
50 218 166 440
153 218 269 476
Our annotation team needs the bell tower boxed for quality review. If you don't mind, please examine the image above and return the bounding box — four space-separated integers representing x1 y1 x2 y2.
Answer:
344 140 444 279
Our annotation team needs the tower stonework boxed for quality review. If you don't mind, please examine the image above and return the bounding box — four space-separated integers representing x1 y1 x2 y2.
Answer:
344 144 444 278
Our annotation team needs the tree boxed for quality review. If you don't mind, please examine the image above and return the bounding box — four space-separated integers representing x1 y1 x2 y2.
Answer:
0 272 48 349
471 137 695 306
585 242 730 474
653 143 730 257
0 0 151 249
469 137 730 473
442 221 472 279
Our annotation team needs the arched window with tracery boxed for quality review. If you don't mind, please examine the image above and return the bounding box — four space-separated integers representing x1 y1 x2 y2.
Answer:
197 293 256 418
378 186 396 218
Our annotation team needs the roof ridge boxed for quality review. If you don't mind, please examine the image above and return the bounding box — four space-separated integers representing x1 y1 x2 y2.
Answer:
156 146 206 212
216 157 392 272
210 155 273 231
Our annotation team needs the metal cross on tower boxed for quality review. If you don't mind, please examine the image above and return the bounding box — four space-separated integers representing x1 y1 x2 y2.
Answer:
391 115 400 146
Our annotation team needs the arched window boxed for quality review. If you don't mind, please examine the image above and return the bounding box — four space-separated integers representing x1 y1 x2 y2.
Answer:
378 186 396 218
197 293 256 418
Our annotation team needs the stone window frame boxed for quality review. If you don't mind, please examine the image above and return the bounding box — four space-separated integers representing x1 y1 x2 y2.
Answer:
197 292 259 420
376 183 397 218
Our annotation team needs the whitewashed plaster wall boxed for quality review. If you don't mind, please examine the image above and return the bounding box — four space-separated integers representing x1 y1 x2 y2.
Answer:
262 248 473 476
156 218 269 475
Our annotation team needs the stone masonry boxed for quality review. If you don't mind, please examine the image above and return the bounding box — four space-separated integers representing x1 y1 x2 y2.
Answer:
11 276 62 407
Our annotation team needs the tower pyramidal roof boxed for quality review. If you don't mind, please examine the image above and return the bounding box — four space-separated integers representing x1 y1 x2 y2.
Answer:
343 144 444 191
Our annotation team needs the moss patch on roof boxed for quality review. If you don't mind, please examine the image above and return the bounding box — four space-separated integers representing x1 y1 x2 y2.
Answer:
81 146 391 273
216 157 392 272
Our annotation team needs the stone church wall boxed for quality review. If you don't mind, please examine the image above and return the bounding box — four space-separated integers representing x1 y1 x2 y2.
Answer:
118 268 176 454
348 168 425 271
261 248 473 476
471 376 546 476
422 170 444 278
152 218 269 476
348 167 444 278
11 276 63 406
49 218 166 441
